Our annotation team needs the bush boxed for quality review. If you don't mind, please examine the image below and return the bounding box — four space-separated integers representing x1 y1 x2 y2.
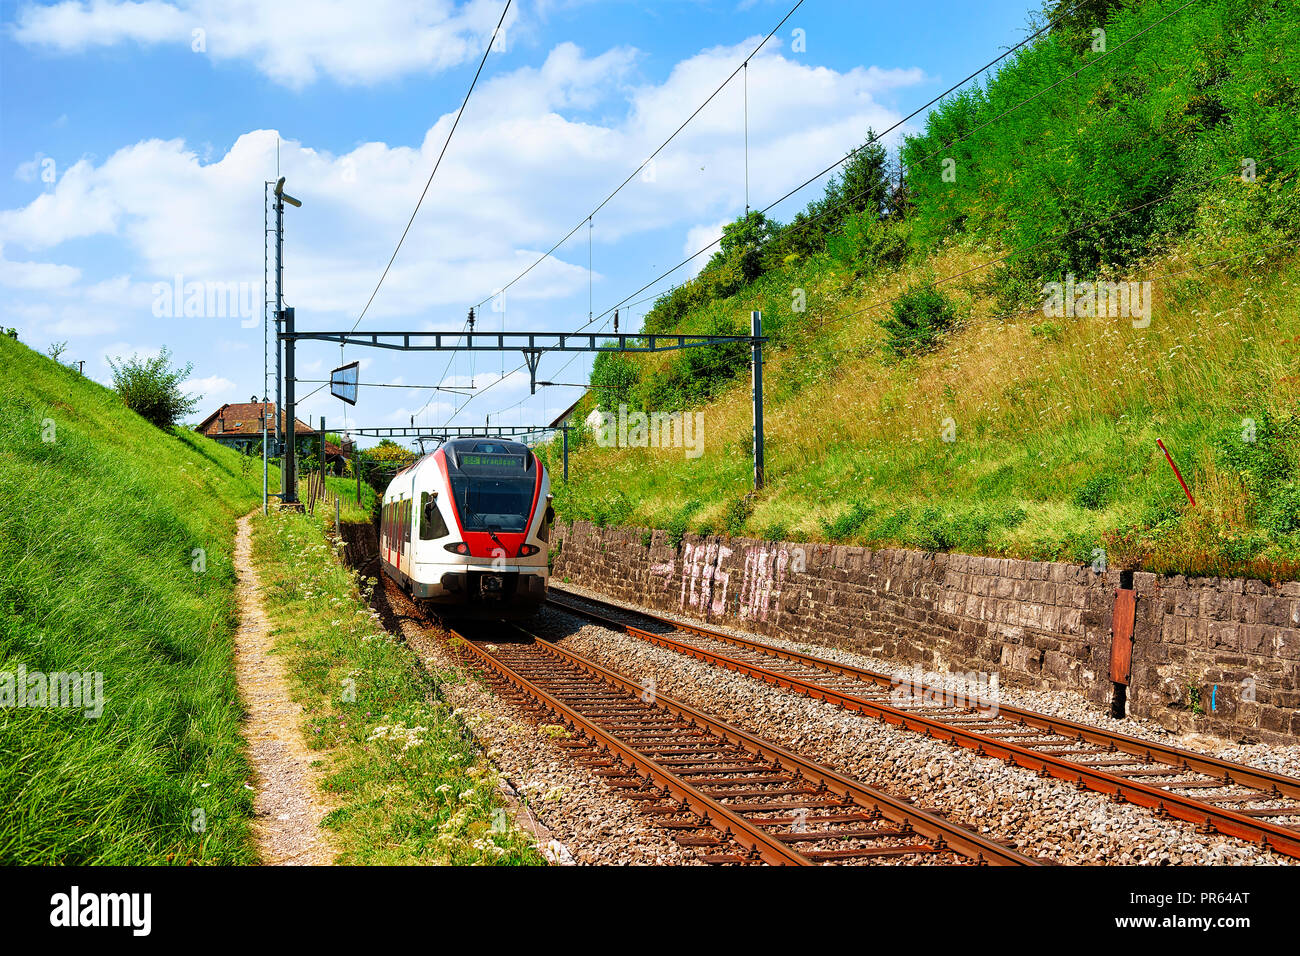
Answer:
666 499 701 550
1260 485 1300 535
822 500 874 540
722 494 756 537
827 212 909 277
590 352 639 412
1073 474 1118 511
107 347 200 430
1216 410 1298 497
879 284 960 357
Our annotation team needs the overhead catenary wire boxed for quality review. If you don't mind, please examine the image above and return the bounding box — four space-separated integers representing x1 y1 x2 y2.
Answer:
428 0 1095 433
472 0 807 310
452 0 1111 429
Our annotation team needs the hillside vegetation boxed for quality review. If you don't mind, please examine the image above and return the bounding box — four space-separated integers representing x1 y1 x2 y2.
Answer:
542 0 1300 580
0 335 268 863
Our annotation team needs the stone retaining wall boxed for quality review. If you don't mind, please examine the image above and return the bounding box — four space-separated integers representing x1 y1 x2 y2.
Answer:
550 521 1300 744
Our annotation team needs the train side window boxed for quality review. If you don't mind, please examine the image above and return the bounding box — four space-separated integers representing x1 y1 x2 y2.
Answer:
420 492 449 540
404 499 412 544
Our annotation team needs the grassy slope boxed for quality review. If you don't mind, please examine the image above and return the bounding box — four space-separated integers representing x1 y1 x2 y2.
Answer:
547 230 1300 579
0 336 269 863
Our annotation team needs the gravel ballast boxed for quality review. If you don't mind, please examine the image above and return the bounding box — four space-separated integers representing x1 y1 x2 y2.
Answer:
380 584 701 865
540 587 1299 865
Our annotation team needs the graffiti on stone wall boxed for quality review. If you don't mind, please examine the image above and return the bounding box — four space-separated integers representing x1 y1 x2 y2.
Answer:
649 559 676 590
680 541 733 616
738 546 791 621
669 541 792 621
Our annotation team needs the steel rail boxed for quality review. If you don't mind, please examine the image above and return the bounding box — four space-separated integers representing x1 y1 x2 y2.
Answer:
551 590 1300 800
499 623 1038 866
546 589 1300 859
453 630 809 864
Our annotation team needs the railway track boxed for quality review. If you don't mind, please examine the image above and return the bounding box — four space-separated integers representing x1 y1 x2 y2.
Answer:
546 587 1300 860
448 621 1040 866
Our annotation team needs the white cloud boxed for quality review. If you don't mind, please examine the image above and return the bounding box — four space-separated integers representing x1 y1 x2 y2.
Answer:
0 248 82 290
185 373 237 398
1 41 919 319
13 0 518 88
682 218 730 279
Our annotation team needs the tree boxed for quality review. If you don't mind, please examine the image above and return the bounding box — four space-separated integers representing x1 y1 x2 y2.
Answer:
357 439 417 493
364 439 417 467
1039 0 1129 51
717 210 780 282
816 132 892 227
46 341 68 361
590 351 639 412
107 347 201 430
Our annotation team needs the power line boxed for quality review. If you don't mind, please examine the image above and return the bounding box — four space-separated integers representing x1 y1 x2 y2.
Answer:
431 0 1193 430
472 0 807 310
445 0 1096 426
591 0 1129 324
347 0 512 338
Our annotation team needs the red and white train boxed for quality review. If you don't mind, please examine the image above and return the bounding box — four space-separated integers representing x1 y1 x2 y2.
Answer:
379 437 552 619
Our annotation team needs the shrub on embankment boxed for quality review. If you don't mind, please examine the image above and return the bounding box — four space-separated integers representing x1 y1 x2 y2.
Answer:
0 335 267 863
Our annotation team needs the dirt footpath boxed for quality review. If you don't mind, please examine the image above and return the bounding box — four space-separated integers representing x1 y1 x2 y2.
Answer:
232 513 335 865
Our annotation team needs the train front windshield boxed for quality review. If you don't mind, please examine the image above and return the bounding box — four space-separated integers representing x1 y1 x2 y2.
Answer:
451 476 535 533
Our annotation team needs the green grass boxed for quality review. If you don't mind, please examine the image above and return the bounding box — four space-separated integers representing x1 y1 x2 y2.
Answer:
252 511 543 865
0 335 271 863
543 236 1300 580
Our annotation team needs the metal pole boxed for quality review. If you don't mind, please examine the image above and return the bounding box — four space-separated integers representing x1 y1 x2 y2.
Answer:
751 309 764 490
355 445 361 505
274 193 284 457
262 397 269 514
320 415 327 503
284 306 297 504
562 427 569 483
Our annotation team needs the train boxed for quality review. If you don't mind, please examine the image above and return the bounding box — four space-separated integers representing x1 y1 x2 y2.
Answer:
378 437 552 619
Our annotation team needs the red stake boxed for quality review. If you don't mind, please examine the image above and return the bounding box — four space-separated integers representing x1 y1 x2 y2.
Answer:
1157 438 1196 506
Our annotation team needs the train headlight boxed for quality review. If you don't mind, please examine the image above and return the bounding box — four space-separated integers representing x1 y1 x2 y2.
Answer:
443 542 471 555
517 544 540 557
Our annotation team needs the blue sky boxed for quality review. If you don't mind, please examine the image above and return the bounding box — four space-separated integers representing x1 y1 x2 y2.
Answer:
1 0 1042 444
